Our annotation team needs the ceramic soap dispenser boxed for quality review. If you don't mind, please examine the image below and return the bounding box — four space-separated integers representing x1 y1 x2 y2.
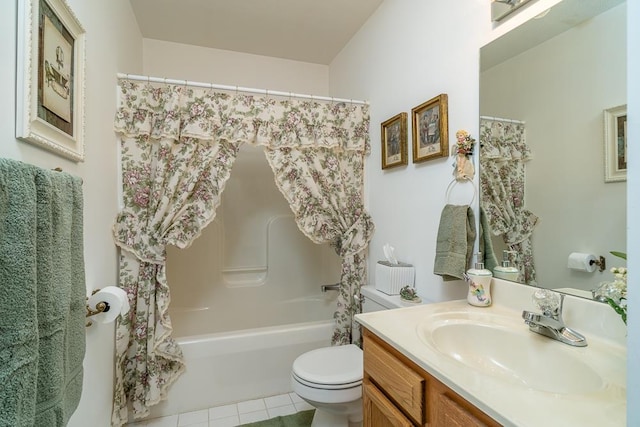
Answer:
465 252 493 307
493 250 520 281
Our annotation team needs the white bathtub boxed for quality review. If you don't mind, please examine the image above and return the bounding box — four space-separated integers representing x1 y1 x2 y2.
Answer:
147 319 334 418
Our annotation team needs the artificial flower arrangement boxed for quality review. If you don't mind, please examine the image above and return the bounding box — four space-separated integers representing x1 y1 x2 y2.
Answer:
453 130 476 180
593 251 627 325
455 129 476 156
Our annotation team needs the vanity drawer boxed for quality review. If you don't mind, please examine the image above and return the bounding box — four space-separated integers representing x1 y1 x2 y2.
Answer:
363 331 425 424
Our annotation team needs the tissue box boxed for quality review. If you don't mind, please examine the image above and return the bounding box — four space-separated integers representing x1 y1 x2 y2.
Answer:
375 261 415 295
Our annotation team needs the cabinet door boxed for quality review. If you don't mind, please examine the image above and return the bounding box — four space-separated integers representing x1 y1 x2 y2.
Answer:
363 381 414 427
364 334 424 424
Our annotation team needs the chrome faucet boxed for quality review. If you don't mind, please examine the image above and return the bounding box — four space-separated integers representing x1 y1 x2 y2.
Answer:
522 290 587 347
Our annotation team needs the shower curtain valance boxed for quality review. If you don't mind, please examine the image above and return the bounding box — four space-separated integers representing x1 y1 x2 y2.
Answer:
114 81 370 153
112 79 373 426
480 119 531 162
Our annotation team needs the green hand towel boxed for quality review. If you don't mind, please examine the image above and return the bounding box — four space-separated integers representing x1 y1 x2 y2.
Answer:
0 159 85 427
433 204 477 281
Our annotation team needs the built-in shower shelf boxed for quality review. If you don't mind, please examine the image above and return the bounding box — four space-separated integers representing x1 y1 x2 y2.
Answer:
222 266 268 287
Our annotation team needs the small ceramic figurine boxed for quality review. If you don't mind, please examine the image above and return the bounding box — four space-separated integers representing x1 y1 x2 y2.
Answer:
454 130 476 180
399 286 422 303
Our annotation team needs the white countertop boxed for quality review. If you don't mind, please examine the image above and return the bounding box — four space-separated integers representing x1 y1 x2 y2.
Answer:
355 289 627 427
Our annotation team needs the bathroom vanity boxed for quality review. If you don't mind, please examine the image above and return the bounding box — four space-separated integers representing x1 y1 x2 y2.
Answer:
355 279 627 427
363 328 498 426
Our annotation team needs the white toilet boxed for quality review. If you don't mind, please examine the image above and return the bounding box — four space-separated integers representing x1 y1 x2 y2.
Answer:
291 285 420 427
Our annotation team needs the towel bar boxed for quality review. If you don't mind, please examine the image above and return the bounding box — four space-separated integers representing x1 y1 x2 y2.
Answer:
52 167 84 185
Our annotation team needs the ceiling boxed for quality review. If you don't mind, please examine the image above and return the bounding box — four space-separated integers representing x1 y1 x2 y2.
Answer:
129 0 383 65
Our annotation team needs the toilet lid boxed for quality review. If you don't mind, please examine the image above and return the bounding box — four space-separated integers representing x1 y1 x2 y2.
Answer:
292 344 363 386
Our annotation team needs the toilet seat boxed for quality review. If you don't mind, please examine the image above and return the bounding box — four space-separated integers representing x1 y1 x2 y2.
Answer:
292 344 363 390
292 372 361 390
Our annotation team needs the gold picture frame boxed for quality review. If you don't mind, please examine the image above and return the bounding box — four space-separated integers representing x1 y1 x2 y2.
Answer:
411 94 448 163
603 104 627 183
16 0 86 162
381 112 408 169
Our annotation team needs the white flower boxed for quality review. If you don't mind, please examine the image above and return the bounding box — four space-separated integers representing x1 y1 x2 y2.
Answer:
600 251 628 325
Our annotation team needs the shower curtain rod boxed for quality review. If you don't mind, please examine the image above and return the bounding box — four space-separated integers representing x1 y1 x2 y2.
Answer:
116 73 368 105
480 115 525 124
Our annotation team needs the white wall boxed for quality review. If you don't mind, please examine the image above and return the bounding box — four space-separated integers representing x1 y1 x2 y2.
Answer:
0 0 142 425
143 39 329 95
330 0 489 303
481 5 626 291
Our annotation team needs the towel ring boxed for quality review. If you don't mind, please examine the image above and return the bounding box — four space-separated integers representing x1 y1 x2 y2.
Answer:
445 178 476 205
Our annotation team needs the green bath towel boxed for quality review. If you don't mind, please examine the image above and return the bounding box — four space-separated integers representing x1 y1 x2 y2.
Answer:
0 159 85 427
433 204 477 281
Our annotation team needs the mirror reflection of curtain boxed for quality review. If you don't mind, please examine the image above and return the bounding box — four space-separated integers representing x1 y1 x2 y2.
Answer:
480 118 538 284
111 80 372 425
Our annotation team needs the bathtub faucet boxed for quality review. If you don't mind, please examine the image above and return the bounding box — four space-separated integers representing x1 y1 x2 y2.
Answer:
321 283 340 292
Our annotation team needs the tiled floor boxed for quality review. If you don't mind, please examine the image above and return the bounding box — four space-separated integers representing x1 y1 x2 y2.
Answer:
126 392 314 427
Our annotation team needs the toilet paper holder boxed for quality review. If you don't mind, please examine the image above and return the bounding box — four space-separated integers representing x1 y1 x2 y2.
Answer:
85 288 112 327
86 288 110 318
85 286 130 327
590 256 606 272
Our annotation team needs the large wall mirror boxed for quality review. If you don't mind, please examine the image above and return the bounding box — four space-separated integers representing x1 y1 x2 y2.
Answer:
479 0 627 299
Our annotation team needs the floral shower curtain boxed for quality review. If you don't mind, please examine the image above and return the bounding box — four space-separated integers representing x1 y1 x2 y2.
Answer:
479 119 538 284
265 142 374 345
111 80 372 424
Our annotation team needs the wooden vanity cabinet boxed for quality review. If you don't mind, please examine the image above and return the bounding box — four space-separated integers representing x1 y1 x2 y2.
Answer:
363 328 501 427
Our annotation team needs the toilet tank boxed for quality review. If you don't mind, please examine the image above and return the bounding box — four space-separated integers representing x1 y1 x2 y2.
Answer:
360 285 427 312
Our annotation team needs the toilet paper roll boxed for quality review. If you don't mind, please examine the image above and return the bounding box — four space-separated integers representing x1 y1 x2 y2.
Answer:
567 252 597 273
87 287 130 324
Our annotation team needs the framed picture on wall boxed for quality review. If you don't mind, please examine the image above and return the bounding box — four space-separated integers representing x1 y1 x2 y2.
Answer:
604 104 627 182
381 112 408 169
16 0 86 162
411 94 448 163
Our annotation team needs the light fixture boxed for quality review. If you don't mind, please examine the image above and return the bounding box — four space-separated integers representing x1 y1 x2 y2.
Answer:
534 8 552 19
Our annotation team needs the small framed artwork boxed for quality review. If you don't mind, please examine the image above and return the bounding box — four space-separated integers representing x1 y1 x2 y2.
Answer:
381 112 408 169
603 104 627 182
16 0 86 162
411 94 448 163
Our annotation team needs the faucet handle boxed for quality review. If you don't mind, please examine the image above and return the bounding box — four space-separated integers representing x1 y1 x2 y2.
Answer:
531 289 562 316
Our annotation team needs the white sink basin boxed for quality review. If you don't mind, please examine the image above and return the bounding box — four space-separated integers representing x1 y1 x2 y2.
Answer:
416 313 605 394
